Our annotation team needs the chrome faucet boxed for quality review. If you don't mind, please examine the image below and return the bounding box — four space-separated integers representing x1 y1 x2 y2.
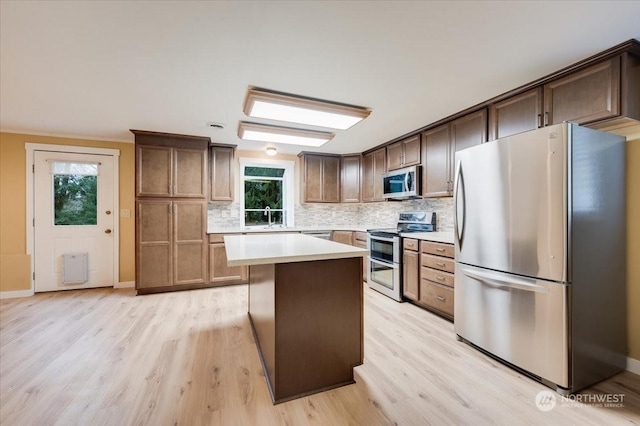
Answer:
264 206 273 227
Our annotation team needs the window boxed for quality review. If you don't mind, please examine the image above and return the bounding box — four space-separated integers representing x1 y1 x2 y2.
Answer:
51 161 99 226
240 158 294 227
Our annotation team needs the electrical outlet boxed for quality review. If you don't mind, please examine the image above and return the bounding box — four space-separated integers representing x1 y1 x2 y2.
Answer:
120 209 131 218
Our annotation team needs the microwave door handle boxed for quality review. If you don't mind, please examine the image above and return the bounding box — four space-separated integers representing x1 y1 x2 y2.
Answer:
404 172 410 193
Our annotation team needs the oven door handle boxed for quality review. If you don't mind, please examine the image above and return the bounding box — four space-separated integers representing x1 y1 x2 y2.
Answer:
368 235 398 243
369 257 400 269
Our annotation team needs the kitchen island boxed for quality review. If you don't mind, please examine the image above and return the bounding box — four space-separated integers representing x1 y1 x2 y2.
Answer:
224 234 368 403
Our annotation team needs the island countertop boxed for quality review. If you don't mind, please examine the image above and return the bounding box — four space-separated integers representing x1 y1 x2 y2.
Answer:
224 233 369 267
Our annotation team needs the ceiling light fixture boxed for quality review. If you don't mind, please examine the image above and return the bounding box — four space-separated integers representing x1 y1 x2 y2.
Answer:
265 147 277 156
243 87 371 130
238 122 334 147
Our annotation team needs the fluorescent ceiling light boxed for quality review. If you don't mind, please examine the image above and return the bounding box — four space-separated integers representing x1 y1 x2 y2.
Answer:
238 122 334 147
244 88 371 130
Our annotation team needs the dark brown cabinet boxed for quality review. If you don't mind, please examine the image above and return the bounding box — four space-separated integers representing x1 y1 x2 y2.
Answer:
489 88 543 140
209 145 235 201
301 154 341 203
387 135 421 170
136 199 207 290
341 155 361 203
422 109 487 197
362 148 386 202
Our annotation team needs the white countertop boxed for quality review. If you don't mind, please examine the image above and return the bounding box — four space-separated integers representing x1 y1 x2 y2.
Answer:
401 231 455 245
209 224 386 234
224 234 369 266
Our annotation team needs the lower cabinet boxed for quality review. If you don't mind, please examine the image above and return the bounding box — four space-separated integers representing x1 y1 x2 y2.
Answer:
401 238 455 320
136 200 207 291
332 230 354 246
209 234 248 285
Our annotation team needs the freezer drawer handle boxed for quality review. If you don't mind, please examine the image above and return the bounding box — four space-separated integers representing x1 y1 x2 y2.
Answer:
460 266 550 294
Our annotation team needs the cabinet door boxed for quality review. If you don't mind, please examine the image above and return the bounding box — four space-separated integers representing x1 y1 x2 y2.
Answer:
386 141 404 171
422 124 451 197
341 155 361 203
489 88 543 140
210 146 234 201
361 152 374 202
173 201 207 285
402 135 421 167
372 148 386 201
174 148 207 198
544 57 620 125
137 145 172 197
209 243 248 284
450 109 487 184
403 249 419 301
136 200 173 288
303 155 323 202
322 156 341 202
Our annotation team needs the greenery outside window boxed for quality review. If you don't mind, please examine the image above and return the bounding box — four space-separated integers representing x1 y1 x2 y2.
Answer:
240 158 295 228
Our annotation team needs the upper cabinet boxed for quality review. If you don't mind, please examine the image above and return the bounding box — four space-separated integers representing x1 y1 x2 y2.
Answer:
341 154 361 203
300 154 341 203
209 145 235 201
386 135 421 171
422 109 487 197
362 147 386 202
133 130 209 199
489 53 640 141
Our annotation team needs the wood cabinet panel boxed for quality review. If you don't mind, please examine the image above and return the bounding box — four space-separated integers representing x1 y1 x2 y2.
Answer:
421 241 455 258
341 155 361 203
386 141 404 171
387 135 421 171
173 201 207 285
136 200 172 288
421 253 455 273
362 148 386 202
419 280 454 318
210 146 235 201
421 267 455 288
209 242 248 284
301 154 340 203
136 145 172 197
332 231 354 246
174 148 207 198
489 88 543 140
403 246 419 301
450 109 487 177
422 124 451 197
544 57 620 126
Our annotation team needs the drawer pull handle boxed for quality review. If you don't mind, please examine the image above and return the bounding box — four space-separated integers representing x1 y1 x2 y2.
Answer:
435 262 446 267
436 275 445 281
436 295 446 302
435 248 445 252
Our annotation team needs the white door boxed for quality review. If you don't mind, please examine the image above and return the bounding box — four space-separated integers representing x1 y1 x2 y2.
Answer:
34 151 115 292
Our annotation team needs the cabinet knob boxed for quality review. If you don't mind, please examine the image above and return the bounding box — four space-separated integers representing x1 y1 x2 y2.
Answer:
105 229 112 234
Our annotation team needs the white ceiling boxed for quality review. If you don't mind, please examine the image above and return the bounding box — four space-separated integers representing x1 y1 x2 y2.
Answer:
1 1 639 155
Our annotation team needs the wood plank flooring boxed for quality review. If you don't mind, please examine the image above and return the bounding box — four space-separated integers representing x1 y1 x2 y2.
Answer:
1 285 639 425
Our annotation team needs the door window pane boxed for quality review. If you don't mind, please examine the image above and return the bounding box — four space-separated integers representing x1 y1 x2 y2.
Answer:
53 174 98 225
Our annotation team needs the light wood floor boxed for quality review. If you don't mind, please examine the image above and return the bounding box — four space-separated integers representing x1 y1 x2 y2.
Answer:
1 285 639 425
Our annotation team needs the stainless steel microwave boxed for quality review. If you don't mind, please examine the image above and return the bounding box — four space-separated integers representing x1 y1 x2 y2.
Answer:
382 165 421 199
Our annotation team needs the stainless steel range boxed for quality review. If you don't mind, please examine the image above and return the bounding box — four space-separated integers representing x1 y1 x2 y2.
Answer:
368 212 436 301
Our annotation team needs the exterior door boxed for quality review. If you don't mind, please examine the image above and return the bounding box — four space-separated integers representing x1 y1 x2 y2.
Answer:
34 151 115 292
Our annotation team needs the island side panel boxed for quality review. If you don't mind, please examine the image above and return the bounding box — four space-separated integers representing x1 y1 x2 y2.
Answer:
247 263 277 399
274 257 363 402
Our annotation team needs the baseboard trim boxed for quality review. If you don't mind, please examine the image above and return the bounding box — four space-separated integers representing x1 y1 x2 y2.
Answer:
627 356 640 375
114 281 135 289
0 289 35 299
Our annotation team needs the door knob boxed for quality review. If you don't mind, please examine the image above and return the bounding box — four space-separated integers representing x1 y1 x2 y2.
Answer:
105 229 112 234
106 210 111 215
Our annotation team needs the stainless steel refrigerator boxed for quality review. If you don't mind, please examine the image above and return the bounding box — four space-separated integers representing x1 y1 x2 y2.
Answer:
453 122 626 394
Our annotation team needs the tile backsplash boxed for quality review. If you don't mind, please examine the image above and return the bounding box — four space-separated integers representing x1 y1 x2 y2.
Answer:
209 198 454 231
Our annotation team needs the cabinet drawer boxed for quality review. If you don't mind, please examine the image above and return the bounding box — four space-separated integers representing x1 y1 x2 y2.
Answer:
421 267 455 288
419 280 454 317
403 238 419 251
421 241 454 258
421 254 454 273
354 231 368 242
209 234 225 243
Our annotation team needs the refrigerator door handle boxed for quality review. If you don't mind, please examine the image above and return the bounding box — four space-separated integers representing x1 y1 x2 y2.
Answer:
454 161 465 248
459 266 550 294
